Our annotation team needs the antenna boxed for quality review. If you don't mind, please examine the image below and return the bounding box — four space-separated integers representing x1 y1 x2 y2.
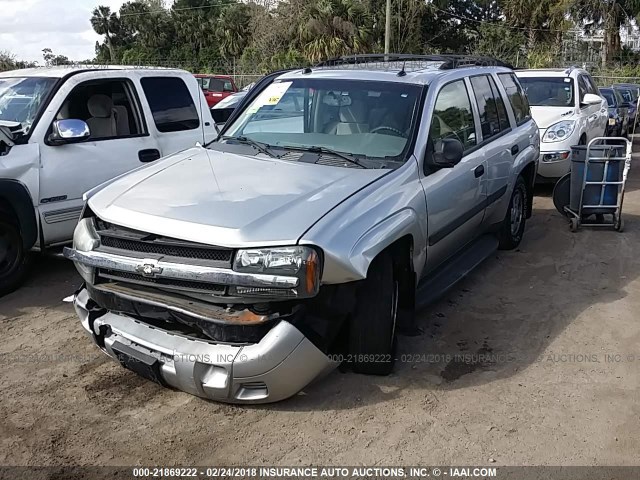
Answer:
397 60 407 77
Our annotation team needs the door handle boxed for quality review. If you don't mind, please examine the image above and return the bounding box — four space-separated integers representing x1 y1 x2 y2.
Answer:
474 165 485 178
510 145 519 156
138 149 161 163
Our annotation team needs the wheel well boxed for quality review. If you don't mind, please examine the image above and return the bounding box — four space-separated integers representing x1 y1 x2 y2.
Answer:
383 235 416 312
580 133 587 143
0 180 38 249
519 162 536 219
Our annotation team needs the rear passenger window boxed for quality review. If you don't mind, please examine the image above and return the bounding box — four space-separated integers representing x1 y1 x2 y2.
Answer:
140 77 200 132
498 73 531 125
429 80 477 151
470 75 510 141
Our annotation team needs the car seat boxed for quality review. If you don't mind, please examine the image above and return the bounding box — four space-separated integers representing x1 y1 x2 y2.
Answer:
86 94 130 138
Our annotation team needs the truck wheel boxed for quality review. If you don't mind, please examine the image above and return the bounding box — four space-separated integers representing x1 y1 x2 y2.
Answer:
0 217 29 297
349 252 397 375
498 176 527 250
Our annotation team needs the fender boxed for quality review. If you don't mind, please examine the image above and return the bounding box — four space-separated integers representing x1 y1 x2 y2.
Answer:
300 159 429 285
0 179 38 249
310 206 427 285
349 207 425 280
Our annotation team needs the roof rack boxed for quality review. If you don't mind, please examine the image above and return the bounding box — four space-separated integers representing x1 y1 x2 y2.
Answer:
314 54 514 71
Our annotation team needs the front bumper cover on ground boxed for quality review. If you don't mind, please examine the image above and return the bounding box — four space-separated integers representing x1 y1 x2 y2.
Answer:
74 288 335 403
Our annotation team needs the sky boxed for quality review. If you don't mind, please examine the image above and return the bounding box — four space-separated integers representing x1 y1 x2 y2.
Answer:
0 0 132 63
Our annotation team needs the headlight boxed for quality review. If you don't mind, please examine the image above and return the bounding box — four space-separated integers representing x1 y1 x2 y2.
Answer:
72 217 99 283
542 120 576 143
233 246 321 297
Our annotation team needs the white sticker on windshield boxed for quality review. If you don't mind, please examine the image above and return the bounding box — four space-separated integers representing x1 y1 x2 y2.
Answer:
249 82 293 112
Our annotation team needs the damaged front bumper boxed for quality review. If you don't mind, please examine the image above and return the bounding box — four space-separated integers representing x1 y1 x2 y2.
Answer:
74 287 335 403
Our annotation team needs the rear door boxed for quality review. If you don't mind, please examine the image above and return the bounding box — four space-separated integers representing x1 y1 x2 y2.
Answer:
421 78 488 271
33 71 162 245
136 72 216 151
468 73 515 228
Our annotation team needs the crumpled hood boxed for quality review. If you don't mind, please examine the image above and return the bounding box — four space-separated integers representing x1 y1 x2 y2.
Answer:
88 146 387 248
530 106 576 129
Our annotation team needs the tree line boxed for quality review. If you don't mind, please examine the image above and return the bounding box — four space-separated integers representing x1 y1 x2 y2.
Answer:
3 0 640 75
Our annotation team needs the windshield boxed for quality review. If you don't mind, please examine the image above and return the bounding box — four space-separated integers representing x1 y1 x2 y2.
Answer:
518 77 574 107
602 90 616 107
0 77 57 134
223 78 423 163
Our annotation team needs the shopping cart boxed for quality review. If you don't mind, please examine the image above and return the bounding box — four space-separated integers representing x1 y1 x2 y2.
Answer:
554 137 632 232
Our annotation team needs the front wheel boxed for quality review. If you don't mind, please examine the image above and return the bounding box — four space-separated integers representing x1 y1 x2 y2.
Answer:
498 176 527 250
348 252 398 375
0 218 29 297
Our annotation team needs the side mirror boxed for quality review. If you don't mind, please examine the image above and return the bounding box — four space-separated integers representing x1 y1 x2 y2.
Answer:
582 93 603 106
48 119 90 145
428 138 464 168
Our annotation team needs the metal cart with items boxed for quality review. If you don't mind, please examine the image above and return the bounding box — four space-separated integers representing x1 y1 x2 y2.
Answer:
553 137 632 232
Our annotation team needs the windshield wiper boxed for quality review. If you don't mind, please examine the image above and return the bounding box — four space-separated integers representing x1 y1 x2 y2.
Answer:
220 135 277 158
280 145 365 168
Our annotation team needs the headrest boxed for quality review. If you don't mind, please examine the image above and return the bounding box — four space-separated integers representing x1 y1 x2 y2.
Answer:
87 94 113 118
339 97 367 123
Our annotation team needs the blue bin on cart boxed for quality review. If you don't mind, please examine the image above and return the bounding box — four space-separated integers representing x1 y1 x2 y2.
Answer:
570 145 623 214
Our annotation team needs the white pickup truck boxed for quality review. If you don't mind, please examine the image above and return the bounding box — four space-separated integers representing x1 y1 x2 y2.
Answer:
0 66 216 295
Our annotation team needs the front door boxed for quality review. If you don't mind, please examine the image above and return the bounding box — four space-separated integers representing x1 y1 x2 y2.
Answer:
32 72 161 245
420 78 487 272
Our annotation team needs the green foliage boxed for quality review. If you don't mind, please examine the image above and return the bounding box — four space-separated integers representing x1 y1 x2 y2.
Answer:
0 51 37 72
475 23 527 66
0 0 622 76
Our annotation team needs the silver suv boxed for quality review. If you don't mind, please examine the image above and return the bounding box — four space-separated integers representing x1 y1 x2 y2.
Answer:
65 55 540 403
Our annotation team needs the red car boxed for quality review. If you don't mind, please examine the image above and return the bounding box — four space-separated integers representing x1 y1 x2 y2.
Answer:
194 74 238 107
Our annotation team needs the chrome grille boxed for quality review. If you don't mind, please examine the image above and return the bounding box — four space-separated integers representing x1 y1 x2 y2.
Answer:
95 220 233 265
100 236 232 262
98 269 226 295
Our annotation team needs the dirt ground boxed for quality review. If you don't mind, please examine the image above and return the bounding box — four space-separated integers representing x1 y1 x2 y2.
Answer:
1 145 640 468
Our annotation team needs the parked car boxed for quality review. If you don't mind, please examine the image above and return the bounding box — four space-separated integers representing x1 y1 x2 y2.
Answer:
195 74 237 107
612 85 637 129
0 66 216 295
210 85 253 127
600 87 630 137
515 67 608 182
65 54 539 403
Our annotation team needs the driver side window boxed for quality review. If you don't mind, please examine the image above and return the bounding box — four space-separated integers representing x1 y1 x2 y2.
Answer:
429 80 477 152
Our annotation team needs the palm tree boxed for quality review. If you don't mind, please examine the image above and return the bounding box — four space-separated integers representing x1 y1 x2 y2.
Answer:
299 0 373 63
216 4 251 59
90 6 118 62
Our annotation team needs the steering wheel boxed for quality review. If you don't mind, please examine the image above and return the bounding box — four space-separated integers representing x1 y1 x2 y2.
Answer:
370 125 406 137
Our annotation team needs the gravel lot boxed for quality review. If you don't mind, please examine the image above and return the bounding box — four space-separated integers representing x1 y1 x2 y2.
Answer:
1 147 640 467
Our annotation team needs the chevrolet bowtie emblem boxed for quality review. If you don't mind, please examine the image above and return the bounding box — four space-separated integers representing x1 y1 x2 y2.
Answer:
135 262 163 277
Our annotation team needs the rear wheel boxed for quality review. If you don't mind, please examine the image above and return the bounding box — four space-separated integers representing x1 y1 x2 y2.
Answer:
0 216 29 297
498 176 527 250
349 252 398 375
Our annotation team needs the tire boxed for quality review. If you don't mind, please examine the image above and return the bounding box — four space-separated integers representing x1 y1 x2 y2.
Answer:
0 216 29 297
552 173 571 217
498 176 527 250
348 252 398 375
